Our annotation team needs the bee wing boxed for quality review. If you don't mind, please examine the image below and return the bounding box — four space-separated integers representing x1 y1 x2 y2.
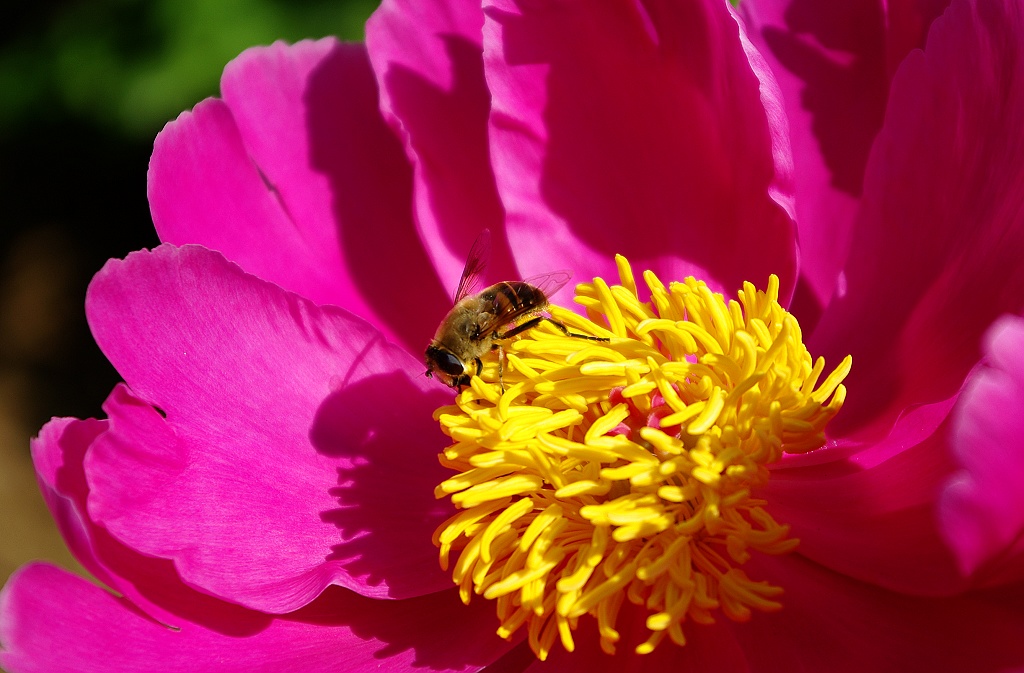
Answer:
521 269 573 299
471 270 574 340
453 229 491 304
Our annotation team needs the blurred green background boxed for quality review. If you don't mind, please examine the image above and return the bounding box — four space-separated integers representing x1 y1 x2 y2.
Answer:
0 0 378 592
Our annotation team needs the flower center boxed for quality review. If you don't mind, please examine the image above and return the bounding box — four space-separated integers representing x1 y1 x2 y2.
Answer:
432 256 851 659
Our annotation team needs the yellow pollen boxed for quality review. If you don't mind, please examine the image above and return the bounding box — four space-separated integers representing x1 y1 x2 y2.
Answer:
432 257 851 659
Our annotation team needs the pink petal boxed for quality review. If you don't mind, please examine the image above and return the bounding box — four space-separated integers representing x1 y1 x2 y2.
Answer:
940 315 1024 581
764 393 969 596
521 602 748 673
31 417 119 589
511 554 1024 671
728 554 1024 673
482 0 797 304
149 38 447 352
366 0 519 291
480 643 535 673
84 245 453 612
884 0 953 76
31 400 348 633
739 0 889 313
811 0 1024 439
0 563 510 673
32 411 222 626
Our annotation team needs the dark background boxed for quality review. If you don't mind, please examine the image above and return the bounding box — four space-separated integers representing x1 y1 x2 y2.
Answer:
0 0 377 588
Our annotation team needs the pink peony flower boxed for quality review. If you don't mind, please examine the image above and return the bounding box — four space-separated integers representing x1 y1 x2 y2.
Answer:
3 0 1023 671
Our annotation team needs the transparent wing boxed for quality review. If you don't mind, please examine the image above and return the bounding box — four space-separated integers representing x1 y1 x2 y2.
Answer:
521 269 573 299
472 271 574 340
453 229 491 303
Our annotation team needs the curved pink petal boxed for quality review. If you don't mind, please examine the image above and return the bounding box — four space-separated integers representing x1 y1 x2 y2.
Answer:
0 563 510 673
483 0 797 305
33 412 249 631
811 0 1024 439
772 384 959 476
83 245 453 612
149 38 447 353
764 393 969 596
511 554 1024 671
741 0 951 316
739 0 889 314
940 315 1024 582
31 417 119 589
31 397 357 634
366 0 518 292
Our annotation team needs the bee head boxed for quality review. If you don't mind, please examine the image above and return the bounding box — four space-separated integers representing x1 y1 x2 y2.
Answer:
425 344 470 388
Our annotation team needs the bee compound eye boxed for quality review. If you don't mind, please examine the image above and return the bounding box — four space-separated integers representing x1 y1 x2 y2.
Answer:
437 351 466 376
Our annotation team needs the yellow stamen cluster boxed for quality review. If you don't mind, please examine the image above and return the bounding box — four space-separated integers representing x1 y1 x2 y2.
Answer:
432 257 851 659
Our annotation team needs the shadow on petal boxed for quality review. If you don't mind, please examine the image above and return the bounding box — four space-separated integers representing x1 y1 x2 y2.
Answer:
287 583 510 671
487 0 797 297
373 30 518 289
761 0 886 197
312 370 455 599
305 42 450 353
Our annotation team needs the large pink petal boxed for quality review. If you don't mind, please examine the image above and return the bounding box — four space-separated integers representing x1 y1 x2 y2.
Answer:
31 384 454 635
739 0 888 314
811 0 1024 438
512 555 1024 672
940 315 1024 582
764 393 969 596
149 38 446 352
84 245 453 612
728 554 1024 673
31 413 264 632
366 0 518 292
0 563 509 673
483 0 797 304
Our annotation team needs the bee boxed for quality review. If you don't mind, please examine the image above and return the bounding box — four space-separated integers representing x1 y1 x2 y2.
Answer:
425 230 608 389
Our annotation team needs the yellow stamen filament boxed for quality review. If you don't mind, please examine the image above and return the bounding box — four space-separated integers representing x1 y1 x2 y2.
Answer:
432 258 851 659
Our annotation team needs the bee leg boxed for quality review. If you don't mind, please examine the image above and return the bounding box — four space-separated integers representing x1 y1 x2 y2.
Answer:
474 357 483 378
495 316 545 340
496 316 610 342
497 344 505 393
542 318 610 342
